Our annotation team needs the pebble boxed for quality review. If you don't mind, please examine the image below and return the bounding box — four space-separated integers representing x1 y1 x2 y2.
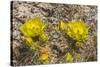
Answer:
52 39 57 42
13 30 21 40
51 42 55 45
53 34 59 39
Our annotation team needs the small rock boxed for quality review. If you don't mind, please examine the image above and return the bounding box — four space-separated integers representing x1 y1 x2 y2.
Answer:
52 39 57 42
51 42 55 45
53 34 59 39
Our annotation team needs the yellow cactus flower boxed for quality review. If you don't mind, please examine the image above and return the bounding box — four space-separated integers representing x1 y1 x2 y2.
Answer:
39 33 48 42
20 17 46 37
59 21 67 32
59 20 88 47
39 47 48 61
67 20 88 41
40 54 48 61
20 17 48 50
23 37 33 46
66 52 72 62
